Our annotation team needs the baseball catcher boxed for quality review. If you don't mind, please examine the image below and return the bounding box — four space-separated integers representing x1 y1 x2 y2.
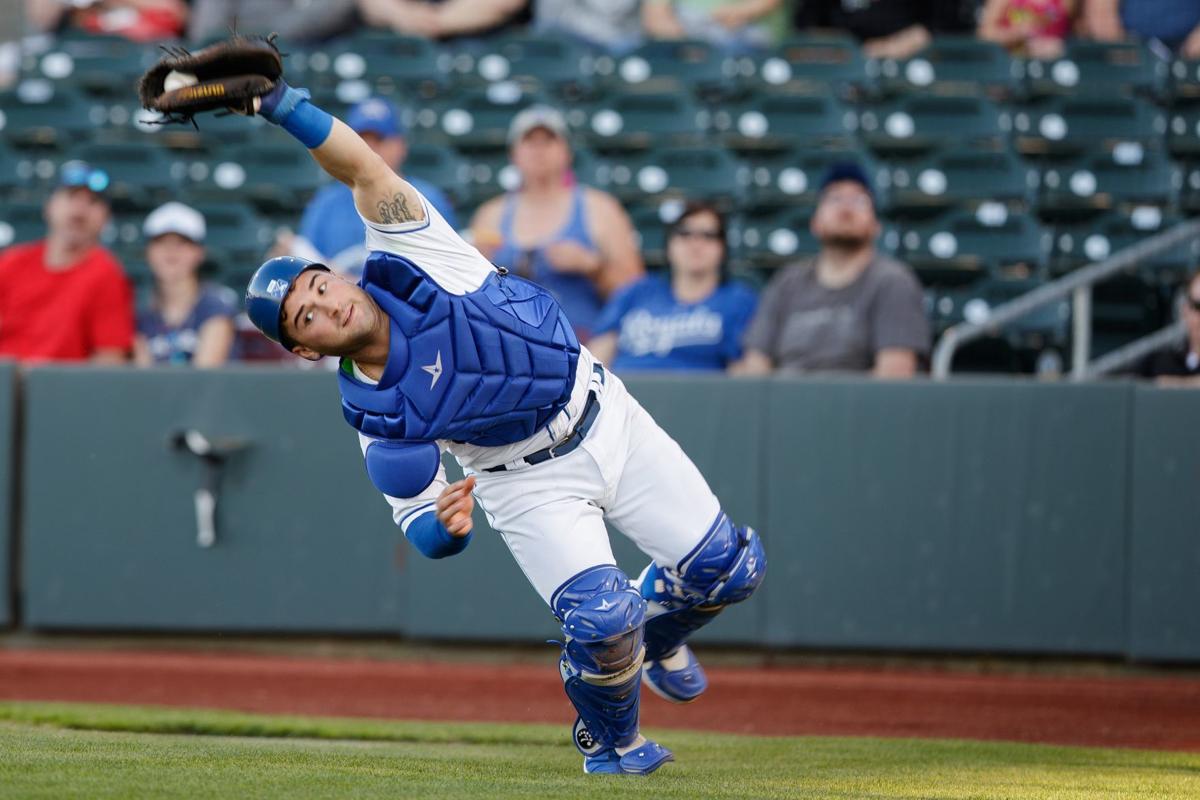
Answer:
139 37 766 776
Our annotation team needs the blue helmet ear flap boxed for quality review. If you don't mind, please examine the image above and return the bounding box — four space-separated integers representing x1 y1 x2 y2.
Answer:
245 256 329 348
363 440 441 498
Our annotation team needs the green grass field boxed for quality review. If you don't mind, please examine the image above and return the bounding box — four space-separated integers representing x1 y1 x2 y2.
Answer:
0 702 1197 799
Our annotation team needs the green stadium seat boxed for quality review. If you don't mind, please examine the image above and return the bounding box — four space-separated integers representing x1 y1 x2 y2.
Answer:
716 90 854 153
1019 41 1164 99
886 148 1034 218
0 200 46 249
1166 105 1200 157
1013 95 1165 157
628 203 672 270
185 143 326 212
194 202 276 268
741 147 885 211
751 34 870 97
858 95 1009 155
731 207 819 271
0 81 98 149
421 86 549 150
403 143 471 205
469 34 598 100
612 147 748 208
898 207 1048 287
583 90 708 153
72 142 179 209
1036 148 1178 219
602 39 737 102
1049 209 1199 285
300 33 448 100
1162 58 1200 103
929 276 1070 357
26 38 156 99
869 36 1017 98
453 149 513 208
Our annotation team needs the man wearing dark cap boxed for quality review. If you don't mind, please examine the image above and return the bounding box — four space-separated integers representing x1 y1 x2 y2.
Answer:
734 162 929 377
0 161 134 363
289 97 458 274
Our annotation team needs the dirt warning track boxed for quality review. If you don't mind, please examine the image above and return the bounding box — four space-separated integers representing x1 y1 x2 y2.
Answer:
1 649 1197 752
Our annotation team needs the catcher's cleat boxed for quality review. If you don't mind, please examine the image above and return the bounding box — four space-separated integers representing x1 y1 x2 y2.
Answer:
642 644 707 704
582 734 674 776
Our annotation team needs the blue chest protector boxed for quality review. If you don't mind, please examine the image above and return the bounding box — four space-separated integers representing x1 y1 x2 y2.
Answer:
339 251 580 498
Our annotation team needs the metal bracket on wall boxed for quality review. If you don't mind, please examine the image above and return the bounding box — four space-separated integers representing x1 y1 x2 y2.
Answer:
170 430 250 549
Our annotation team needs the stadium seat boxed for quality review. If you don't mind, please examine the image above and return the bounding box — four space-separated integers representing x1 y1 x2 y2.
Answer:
869 36 1017 98
929 277 1070 362
898 207 1048 287
1162 58 1200 103
1175 160 1200 214
1049 209 1200 285
453 149 515 208
421 85 549 150
193 201 276 268
185 142 326 212
300 32 447 100
1013 95 1165 157
610 146 749 208
741 147 886 212
1166 105 1200 157
1019 41 1164 99
1035 147 1178 219
72 141 179 209
0 200 47 249
25 37 155 99
886 147 1034 218
751 34 870 97
467 34 597 100
0 81 98 149
602 39 738 102
403 143 471 205
628 203 672 270
858 95 1009 155
731 206 819 271
583 90 709 153
715 90 854 153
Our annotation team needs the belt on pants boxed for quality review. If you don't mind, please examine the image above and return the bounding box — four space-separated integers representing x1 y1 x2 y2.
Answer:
484 363 605 473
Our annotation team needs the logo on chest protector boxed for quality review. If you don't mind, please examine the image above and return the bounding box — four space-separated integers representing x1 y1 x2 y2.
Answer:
421 350 443 389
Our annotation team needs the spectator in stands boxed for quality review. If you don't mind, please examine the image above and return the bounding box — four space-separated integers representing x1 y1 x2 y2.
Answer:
1139 269 1200 387
732 162 929 378
794 0 976 60
282 97 458 276
979 0 1077 60
25 0 187 41
0 161 133 363
1080 0 1200 57
470 105 643 342
533 0 645 53
133 203 237 367
189 0 356 44
589 201 757 372
356 0 529 39
642 0 790 51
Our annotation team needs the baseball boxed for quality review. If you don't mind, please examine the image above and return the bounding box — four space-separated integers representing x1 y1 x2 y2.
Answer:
163 70 199 92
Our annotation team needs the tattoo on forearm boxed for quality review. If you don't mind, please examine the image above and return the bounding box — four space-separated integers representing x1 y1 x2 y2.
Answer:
377 191 417 224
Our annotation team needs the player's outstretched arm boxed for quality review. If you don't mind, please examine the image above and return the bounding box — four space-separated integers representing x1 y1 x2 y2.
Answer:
256 82 425 227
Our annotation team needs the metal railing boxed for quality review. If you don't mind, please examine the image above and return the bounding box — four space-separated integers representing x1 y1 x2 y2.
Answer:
931 218 1200 381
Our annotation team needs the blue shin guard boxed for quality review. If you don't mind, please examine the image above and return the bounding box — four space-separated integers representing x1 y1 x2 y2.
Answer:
553 565 673 775
639 514 766 702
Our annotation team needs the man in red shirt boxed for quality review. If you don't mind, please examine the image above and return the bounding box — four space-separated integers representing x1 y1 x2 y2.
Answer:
0 161 134 363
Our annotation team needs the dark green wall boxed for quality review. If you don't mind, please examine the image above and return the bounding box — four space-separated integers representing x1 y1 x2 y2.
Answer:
0 362 14 627
10 367 1199 662
1128 386 1200 662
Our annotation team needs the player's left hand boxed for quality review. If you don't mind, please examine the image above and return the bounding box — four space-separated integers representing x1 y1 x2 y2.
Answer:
544 241 602 275
436 475 476 537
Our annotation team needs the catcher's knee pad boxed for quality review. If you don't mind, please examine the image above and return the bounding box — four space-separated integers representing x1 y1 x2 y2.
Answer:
640 512 766 661
552 565 647 752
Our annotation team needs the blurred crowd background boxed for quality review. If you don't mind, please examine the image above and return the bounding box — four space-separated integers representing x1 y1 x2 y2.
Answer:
1 0 1199 385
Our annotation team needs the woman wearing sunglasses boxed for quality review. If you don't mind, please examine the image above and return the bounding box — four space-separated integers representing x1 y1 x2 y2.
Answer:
588 201 757 372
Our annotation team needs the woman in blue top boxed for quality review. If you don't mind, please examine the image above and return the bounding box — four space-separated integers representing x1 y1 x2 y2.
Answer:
590 201 758 372
133 202 237 366
471 106 644 342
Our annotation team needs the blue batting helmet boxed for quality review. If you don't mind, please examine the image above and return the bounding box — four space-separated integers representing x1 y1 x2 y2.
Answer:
245 256 328 349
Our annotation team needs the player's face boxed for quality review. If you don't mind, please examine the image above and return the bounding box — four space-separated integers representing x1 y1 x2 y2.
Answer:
512 128 570 182
811 180 879 249
44 187 109 247
146 233 205 282
280 269 380 360
668 210 725 280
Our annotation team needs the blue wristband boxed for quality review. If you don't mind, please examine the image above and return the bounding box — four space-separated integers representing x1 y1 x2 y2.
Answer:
258 80 333 150
405 511 472 560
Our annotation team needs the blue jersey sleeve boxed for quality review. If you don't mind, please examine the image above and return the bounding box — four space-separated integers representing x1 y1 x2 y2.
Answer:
405 510 472 559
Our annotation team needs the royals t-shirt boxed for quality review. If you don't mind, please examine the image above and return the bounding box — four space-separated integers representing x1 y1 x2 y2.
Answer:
595 274 758 371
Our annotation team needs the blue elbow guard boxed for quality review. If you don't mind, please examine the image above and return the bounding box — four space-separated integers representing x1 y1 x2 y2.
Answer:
364 440 441 498
258 80 333 149
406 511 471 559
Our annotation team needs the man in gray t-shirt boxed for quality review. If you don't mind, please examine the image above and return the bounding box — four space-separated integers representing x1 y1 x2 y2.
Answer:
734 162 930 377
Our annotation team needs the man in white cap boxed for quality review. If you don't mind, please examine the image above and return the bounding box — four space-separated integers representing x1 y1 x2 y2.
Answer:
134 201 238 366
288 96 458 275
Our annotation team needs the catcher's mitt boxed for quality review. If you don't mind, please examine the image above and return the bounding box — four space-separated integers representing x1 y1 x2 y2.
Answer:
138 34 283 124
